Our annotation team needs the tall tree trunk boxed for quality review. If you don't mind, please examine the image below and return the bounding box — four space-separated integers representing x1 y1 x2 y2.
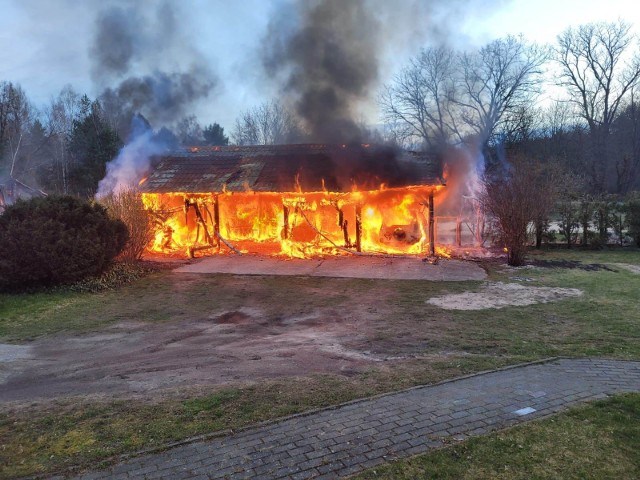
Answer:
535 221 543 249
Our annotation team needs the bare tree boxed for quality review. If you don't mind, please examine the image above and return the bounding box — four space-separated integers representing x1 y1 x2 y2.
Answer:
502 105 544 146
232 100 302 145
381 37 548 154
611 89 640 192
44 85 82 193
379 46 459 149
0 82 32 177
555 20 640 192
455 35 549 151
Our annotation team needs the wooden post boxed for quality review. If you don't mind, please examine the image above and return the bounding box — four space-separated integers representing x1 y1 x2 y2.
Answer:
342 219 350 248
338 208 350 247
192 202 212 245
355 204 362 252
428 192 435 256
283 204 290 239
213 194 221 249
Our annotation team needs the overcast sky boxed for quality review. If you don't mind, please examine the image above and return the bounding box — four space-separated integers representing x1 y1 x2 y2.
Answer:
0 0 638 132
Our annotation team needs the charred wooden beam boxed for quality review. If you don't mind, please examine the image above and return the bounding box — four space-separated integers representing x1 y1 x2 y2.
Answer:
283 204 290 239
342 219 351 248
185 199 213 245
213 194 221 249
355 204 362 253
428 192 435 256
338 208 351 247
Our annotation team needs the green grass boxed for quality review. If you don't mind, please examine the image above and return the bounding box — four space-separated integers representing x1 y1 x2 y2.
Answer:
355 393 640 480
0 248 639 477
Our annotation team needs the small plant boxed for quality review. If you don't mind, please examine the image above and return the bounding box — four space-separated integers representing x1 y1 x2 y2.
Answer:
0 196 128 291
100 188 154 261
66 261 157 293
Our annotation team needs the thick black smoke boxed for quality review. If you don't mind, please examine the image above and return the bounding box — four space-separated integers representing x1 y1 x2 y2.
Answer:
263 0 381 144
90 2 217 127
334 145 426 190
90 6 140 79
99 69 215 126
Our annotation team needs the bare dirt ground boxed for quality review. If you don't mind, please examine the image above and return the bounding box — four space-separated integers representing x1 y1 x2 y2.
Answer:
427 282 583 310
0 270 404 404
0 309 378 403
0 258 578 405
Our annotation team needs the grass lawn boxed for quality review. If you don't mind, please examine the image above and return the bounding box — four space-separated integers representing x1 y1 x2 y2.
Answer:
355 393 640 480
0 248 639 477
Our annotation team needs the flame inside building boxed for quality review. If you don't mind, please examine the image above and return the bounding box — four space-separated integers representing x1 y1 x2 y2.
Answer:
140 144 475 258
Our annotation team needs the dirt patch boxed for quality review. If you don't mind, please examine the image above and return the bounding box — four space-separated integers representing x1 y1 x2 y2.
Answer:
0 306 383 403
614 263 640 274
0 345 32 383
426 282 583 310
0 271 470 404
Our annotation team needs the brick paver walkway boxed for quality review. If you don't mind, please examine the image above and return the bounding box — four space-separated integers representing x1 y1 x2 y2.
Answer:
72 358 640 480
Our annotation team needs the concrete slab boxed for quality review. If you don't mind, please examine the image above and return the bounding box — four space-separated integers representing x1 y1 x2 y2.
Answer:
173 255 487 281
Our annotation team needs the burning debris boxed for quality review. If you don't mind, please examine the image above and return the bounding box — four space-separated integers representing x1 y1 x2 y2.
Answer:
138 144 483 258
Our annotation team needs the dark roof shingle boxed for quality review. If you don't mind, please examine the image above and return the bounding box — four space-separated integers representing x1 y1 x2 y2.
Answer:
140 144 443 193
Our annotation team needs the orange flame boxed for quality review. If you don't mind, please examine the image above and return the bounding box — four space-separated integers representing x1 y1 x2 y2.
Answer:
141 181 456 258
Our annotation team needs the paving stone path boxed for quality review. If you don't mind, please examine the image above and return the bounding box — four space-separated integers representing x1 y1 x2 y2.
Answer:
72 358 640 480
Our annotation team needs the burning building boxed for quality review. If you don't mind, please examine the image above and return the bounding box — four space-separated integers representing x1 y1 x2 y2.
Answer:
138 143 459 258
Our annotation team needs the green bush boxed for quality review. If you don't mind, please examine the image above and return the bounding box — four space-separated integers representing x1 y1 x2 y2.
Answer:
0 196 128 291
628 196 640 247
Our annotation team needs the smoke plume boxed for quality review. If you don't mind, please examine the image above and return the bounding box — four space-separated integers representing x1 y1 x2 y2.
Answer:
263 0 382 143
96 115 175 198
89 1 217 196
90 2 217 127
262 0 506 145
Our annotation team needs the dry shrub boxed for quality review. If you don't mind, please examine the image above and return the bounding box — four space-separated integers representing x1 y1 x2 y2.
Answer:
101 188 153 261
482 156 560 266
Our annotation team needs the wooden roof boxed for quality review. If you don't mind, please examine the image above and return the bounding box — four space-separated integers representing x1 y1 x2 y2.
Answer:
140 144 444 194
